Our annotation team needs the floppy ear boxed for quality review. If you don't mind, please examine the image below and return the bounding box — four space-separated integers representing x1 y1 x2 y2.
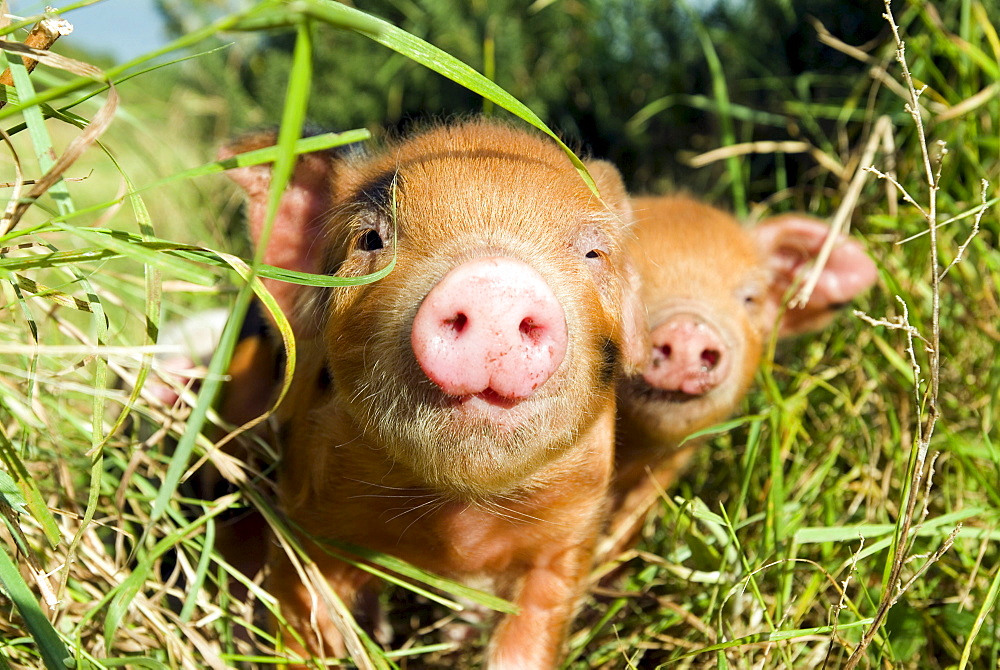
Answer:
220 134 338 338
753 214 879 337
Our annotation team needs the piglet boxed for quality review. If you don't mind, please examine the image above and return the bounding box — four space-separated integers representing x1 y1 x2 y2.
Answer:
221 120 646 668
605 195 877 558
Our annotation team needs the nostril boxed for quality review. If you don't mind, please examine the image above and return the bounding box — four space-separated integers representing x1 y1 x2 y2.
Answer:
444 313 468 334
519 317 536 338
650 344 672 368
701 348 721 370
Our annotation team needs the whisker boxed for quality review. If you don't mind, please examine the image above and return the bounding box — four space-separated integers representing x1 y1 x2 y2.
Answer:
397 497 449 539
384 496 442 525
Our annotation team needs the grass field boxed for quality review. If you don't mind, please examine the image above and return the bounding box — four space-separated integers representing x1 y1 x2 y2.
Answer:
0 1 998 668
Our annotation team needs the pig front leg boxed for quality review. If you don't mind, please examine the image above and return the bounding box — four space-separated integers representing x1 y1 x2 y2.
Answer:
487 537 597 669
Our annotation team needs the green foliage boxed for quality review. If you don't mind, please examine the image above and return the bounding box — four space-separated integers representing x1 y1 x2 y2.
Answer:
156 0 889 199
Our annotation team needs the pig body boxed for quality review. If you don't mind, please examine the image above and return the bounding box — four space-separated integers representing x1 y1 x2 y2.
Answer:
606 195 877 557
223 121 644 667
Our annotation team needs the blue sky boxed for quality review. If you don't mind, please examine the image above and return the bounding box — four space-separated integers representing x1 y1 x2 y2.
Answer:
10 0 170 63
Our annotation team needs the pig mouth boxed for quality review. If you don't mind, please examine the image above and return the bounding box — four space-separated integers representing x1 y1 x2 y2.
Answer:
434 387 541 428
624 378 707 405
446 388 525 414
460 388 521 408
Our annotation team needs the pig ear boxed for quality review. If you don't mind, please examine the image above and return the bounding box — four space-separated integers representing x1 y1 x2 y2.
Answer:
220 135 338 338
753 215 878 337
585 159 633 222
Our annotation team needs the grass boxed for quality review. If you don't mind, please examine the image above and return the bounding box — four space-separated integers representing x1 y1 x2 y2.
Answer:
0 0 998 668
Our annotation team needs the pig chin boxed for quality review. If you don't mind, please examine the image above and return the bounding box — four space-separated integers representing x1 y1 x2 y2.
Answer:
621 374 728 405
619 376 742 441
370 385 587 499
625 378 706 405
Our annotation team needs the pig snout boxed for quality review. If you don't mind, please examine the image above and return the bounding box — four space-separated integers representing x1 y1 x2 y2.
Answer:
411 257 568 400
643 316 731 396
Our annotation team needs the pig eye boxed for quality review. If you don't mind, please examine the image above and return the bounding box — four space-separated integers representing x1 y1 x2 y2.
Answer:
357 228 384 252
739 285 764 309
575 228 612 269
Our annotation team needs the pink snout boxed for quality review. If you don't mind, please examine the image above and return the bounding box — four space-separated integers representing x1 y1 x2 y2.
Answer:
411 257 568 400
642 316 730 396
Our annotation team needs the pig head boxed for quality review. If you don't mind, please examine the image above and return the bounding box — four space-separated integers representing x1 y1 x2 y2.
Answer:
222 120 646 667
606 195 877 558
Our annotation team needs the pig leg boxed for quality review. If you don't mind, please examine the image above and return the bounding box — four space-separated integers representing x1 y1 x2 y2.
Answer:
488 543 595 670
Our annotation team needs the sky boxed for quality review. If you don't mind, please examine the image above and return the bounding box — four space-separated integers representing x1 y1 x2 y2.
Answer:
9 0 170 63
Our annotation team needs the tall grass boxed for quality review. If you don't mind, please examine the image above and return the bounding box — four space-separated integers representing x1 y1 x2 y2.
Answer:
580 2 1000 668
0 1 997 669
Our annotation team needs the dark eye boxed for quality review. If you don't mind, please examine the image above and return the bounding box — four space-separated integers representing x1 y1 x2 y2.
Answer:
357 228 384 251
738 273 769 309
575 229 611 266
741 287 763 308
584 247 610 263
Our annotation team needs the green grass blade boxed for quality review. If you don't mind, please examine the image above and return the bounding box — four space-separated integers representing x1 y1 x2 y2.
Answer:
0 543 75 670
959 557 1000 670
314 536 518 614
0 235 395 288
298 0 600 196
666 617 876 664
147 18 318 524
178 516 216 624
211 130 371 172
7 58 73 215
0 422 61 548
677 0 746 216
57 227 216 287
